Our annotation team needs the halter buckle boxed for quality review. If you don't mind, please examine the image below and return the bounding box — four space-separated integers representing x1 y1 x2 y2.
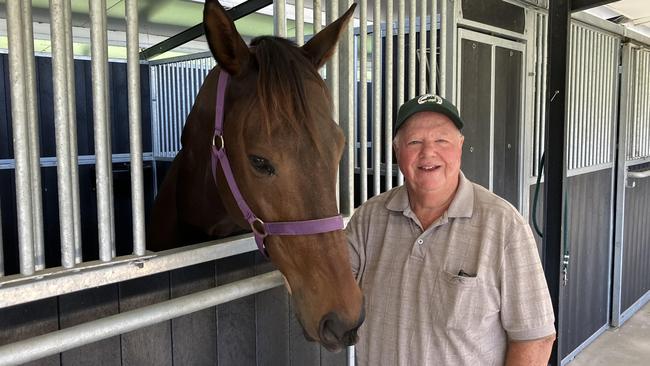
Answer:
212 133 224 150
250 218 268 238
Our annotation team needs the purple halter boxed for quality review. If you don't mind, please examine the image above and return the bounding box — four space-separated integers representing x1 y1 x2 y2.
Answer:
210 70 344 257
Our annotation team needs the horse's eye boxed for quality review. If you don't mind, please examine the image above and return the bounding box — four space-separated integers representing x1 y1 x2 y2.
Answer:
249 155 276 176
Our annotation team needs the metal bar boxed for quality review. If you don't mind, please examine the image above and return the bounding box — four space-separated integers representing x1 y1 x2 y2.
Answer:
63 0 82 264
611 42 632 328
627 169 650 179
419 0 427 94
90 0 114 262
0 234 258 308
51 0 75 269
372 0 381 196
274 0 287 37
586 29 594 167
139 0 274 60
543 0 570 364
408 0 416 100
429 0 436 93
126 0 146 256
360 0 368 203
21 0 45 271
340 0 355 215
314 0 322 33
568 23 576 171
439 0 447 98
103 13 116 258
385 0 394 191
0 271 284 365
6 0 35 275
397 0 405 186
296 0 304 45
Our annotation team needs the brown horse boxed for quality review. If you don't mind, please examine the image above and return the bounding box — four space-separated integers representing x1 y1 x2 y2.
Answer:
148 0 363 352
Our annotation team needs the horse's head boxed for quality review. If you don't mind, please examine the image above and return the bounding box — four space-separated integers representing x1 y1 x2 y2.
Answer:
202 0 363 351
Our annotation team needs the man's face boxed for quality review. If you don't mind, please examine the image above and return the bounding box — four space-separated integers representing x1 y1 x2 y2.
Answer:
394 111 464 196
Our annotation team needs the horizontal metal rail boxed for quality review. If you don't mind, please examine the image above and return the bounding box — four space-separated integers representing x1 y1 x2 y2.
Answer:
0 153 154 170
0 270 284 366
627 168 650 179
0 234 257 308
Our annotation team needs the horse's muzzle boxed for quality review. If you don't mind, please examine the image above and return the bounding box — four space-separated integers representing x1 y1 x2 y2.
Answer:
318 304 366 352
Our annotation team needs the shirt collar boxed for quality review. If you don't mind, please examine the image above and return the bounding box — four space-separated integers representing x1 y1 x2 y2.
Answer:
385 171 474 219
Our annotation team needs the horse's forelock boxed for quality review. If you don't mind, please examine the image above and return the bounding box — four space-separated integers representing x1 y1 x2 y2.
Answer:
250 36 329 136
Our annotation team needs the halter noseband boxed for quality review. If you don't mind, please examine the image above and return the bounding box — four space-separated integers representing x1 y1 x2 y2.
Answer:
210 70 344 257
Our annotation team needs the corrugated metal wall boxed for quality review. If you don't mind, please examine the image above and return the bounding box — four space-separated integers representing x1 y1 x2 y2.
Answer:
627 49 650 161
566 22 619 173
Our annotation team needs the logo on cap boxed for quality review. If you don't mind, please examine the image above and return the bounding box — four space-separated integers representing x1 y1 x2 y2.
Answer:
417 94 443 105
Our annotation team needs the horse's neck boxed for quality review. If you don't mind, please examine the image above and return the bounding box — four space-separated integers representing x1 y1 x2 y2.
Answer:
176 148 245 240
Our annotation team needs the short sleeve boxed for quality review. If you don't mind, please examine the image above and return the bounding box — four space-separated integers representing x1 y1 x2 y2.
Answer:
500 222 556 341
345 210 366 282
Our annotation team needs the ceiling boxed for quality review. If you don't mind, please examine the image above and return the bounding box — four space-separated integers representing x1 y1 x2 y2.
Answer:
0 0 648 59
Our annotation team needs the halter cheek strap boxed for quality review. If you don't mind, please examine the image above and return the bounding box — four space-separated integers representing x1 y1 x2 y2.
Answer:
210 70 344 257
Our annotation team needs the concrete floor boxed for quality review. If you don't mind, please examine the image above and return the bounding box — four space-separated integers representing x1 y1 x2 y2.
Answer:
568 300 650 366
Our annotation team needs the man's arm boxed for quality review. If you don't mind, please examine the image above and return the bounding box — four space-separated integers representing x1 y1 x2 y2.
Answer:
505 334 556 366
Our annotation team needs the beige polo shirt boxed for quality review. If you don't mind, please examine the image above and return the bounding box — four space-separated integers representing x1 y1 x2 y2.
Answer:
346 173 555 366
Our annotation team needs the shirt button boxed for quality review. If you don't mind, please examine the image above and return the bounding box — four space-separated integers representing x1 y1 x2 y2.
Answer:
417 239 424 244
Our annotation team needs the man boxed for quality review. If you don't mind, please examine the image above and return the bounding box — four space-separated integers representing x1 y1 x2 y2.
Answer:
346 94 556 365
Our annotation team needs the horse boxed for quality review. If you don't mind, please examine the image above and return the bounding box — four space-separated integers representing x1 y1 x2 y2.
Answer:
148 0 364 352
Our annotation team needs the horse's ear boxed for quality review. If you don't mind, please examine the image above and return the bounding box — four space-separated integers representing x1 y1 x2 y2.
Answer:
301 3 357 69
203 0 250 76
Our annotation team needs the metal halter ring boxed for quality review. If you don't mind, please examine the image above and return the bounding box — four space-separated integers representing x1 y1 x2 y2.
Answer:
250 218 268 238
212 133 225 150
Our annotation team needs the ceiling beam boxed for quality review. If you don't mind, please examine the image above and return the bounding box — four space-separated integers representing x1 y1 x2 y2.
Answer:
139 0 273 60
571 0 618 13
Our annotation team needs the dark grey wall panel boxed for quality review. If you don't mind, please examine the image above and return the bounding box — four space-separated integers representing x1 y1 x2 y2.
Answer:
0 298 60 366
217 253 257 365
529 168 612 359
460 39 492 189
59 286 121 366
493 46 522 208
170 262 218 366
119 273 172 366
622 167 650 311
255 258 291 366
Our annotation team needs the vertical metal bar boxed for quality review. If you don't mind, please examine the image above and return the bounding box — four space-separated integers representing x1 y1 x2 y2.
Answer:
439 0 447 98
577 26 585 170
385 0 394 191
397 0 405 186
611 42 632 328
489 45 495 191
164 65 171 156
173 65 180 153
408 0 416 100
359 0 368 203
296 0 304 46
339 0 355 215
314 0 322 33
568 23 576 171
596 33 604 165
63 0 82 264
372 0 382 196
584 30 596 167
21 0 45 270
541 16 547 167
543 1 570 363
428 0 436 93
103 21 116 258
51 0 75 268
326 0 339 206
7 0 35 275
90 0 114 262
274 0 287 37
419 0 427 94
126 0 146 256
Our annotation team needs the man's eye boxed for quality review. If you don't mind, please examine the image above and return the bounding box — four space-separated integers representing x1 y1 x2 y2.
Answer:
249 155 276 176
407 140 421 145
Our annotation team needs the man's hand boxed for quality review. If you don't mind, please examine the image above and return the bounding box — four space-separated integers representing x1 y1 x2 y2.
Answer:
505 334 556 366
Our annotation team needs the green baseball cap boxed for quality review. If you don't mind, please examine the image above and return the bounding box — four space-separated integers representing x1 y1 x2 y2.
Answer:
394 94 464 136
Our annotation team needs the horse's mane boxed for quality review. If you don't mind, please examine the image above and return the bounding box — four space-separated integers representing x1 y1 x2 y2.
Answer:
250 36 329 136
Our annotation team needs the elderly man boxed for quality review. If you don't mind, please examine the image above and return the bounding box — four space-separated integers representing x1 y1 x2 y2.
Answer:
346 94 556 365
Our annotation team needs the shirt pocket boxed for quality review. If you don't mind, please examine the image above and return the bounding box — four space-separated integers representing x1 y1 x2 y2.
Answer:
433 270 483 331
